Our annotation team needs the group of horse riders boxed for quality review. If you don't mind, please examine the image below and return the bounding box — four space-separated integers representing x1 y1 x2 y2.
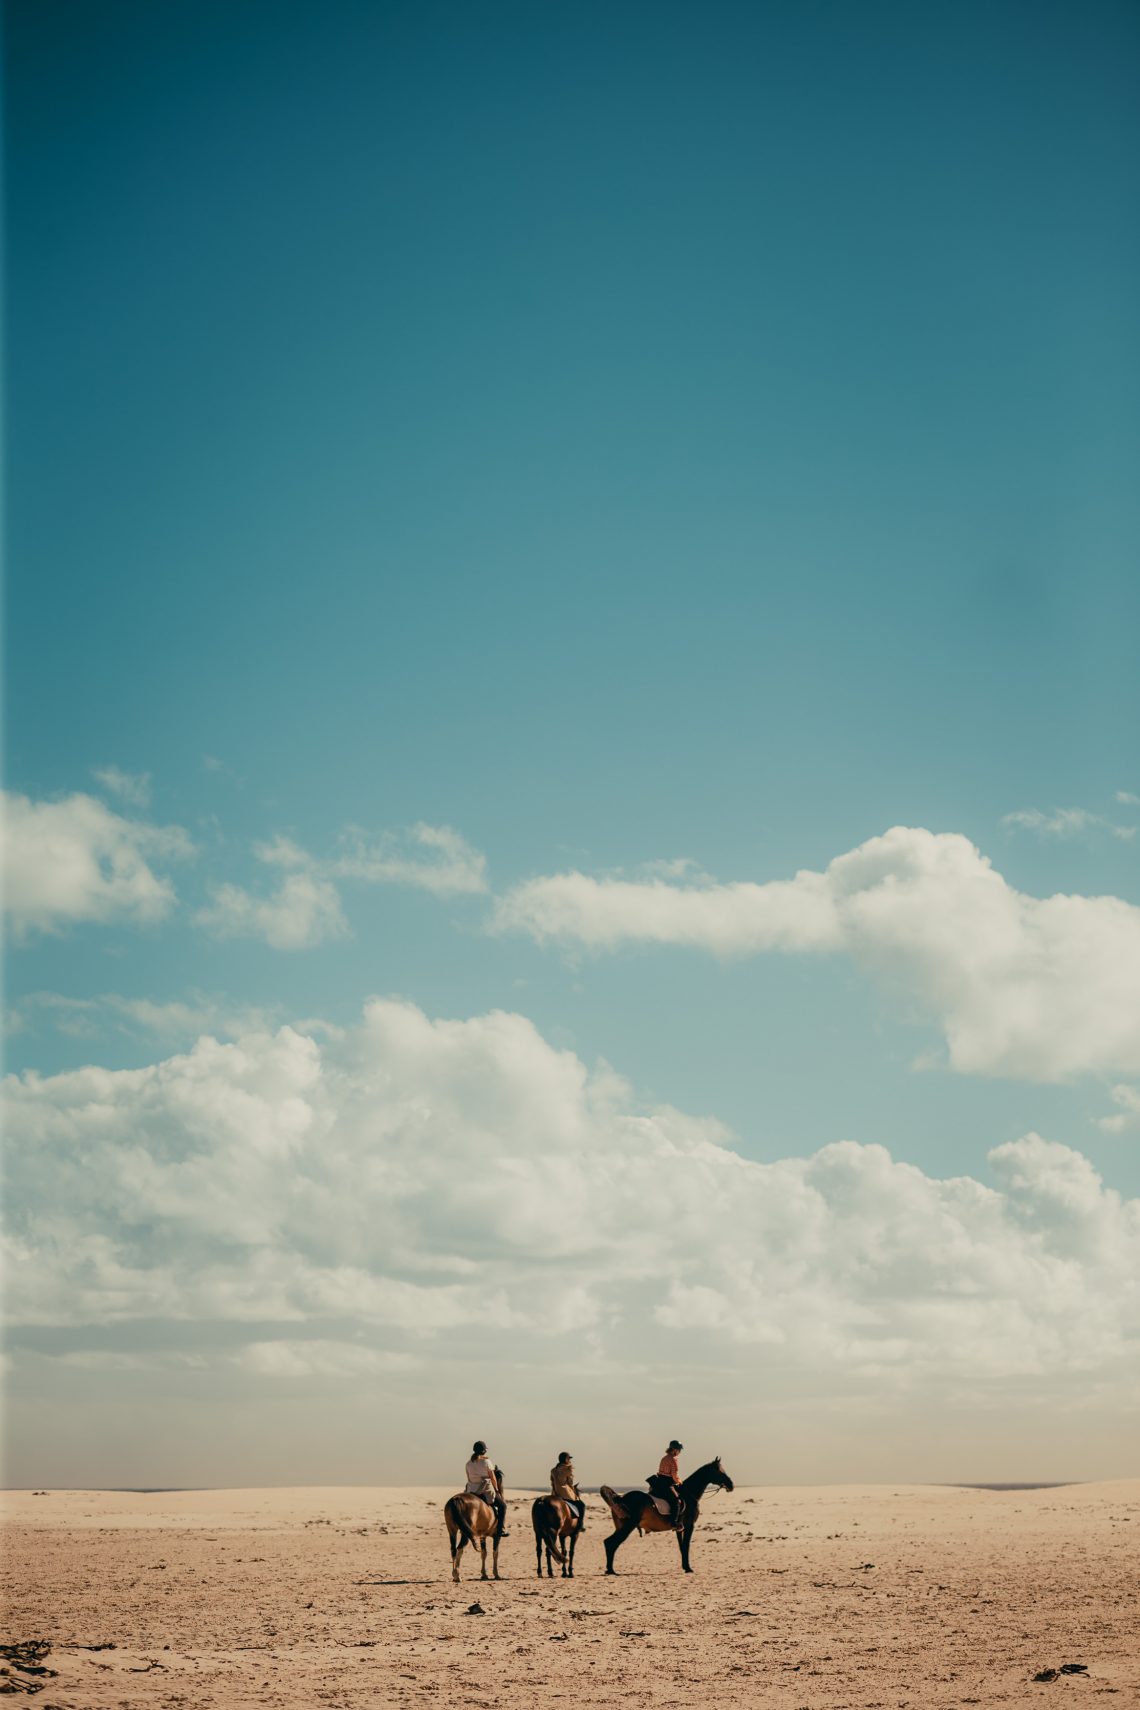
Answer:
464 1437 687 1536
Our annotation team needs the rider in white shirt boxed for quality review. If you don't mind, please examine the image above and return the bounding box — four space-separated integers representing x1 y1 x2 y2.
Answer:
464 1439 508 1536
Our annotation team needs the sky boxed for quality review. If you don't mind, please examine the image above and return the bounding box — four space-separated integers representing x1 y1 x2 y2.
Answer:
2 0 1139 1490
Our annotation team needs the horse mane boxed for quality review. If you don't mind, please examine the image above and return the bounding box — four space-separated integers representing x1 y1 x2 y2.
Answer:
680 1457 722 1494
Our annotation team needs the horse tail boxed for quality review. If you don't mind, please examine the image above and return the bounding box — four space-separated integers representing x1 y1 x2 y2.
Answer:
535 1496 567 1563
446 1497 476 1550
599 1484 628 1524
547 1504 568 1564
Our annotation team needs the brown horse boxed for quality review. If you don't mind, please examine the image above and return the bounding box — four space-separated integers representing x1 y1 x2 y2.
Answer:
444 1493 502 1583
531 1496 582 1578
600 1456 734 1574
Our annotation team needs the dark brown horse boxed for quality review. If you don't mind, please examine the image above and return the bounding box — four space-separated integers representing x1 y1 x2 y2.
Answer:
531 1496 582 1578
600 1456 734 1574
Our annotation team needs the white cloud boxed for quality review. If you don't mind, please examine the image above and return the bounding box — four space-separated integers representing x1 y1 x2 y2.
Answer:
106 994 276 1039
494 826 1140 1082
253 835 314 870
192 823 486 948
1002 806 1134 841
195 869 348 950
1115 791 1140 808
1096 1084 1140 1135
92 767 152 808
193 833 347 949
1 791 193 936
3 1001 1138 1408
332 822 487 895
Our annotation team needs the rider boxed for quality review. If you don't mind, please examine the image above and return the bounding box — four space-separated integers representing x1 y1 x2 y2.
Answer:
653 1439 684 1528
550 1450 586 1532
465 1440 509 1537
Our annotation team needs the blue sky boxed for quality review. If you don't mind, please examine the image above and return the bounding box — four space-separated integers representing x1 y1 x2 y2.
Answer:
3 0 1139 1484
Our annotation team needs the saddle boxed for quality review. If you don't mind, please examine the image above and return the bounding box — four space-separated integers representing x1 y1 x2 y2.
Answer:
646 1474 684 1526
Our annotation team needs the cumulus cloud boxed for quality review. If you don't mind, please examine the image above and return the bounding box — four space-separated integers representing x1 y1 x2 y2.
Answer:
1002 806 1135 841
1 791 193 936
494 827 1140 1082
1115 791 1140 808
92 766 152 808
4 1001 1137 1407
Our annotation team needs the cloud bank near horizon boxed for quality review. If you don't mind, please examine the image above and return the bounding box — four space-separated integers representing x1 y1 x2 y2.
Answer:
494 826 1140 1082
5 1000 1138 1412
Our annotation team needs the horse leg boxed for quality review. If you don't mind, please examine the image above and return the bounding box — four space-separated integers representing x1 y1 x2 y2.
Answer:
451 1535 465 1584
679 1526 693 1573
566 1527 577 1579
479 1535 489 1580
604 1519 635 1575
535 1524 543 1578
492 1535 501 1580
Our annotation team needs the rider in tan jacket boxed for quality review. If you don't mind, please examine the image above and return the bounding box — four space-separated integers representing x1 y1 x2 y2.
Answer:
550 1451 586 1530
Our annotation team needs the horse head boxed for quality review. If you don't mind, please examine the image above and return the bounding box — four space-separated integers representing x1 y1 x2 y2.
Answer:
685 1455 735 1496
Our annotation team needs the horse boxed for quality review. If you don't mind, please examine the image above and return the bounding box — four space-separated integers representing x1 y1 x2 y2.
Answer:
444 1492 503 1583
531 1496 582 1578
599 1456 734 1574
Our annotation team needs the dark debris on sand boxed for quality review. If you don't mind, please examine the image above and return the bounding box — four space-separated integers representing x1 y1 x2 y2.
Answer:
0 1642 56 1695
1033 1662 1090 1682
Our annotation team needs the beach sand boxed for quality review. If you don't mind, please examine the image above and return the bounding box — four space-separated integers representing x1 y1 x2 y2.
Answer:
3 1480 1138 1706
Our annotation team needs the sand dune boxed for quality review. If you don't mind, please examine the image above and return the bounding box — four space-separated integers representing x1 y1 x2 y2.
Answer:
3 1480 1137 1706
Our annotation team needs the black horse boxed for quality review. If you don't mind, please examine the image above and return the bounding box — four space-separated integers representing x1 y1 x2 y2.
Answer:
599 1456 735 1573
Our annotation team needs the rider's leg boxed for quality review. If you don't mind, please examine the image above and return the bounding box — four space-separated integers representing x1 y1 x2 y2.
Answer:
494 1496 509 1537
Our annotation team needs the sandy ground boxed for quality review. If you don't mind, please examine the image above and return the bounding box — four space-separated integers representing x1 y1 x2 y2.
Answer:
3 1481 1138 1707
